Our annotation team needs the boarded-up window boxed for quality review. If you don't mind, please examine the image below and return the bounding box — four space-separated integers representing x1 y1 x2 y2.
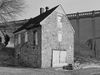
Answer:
33 30 38 46
25 32 28 42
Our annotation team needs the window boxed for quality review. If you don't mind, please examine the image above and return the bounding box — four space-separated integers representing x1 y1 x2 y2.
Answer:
18 34 21 44
15 35 18 46
57 16 62 28
57 16 62 22
25 32 28 42
58 31 62 42
33 30 38 46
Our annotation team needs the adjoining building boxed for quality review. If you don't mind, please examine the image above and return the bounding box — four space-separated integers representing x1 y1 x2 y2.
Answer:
67 10 100 58
13 5 74 68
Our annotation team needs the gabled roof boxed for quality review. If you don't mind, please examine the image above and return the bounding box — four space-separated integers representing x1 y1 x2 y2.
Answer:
13 5 59 33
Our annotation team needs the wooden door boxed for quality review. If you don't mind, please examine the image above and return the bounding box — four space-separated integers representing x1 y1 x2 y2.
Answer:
52 49 68 67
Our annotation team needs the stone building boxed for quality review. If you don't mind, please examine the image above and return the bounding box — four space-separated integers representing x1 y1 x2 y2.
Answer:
1 7 100 67
13 5 74 68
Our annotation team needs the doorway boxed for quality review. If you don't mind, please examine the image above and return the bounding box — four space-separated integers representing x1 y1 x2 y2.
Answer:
52 49 68 67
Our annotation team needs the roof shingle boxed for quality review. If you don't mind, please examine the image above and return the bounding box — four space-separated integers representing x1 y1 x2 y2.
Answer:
13 5 59 33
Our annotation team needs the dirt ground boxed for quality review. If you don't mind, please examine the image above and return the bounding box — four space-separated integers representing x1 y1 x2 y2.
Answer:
0 66 100 75
0 67 71 75
0 63 100 75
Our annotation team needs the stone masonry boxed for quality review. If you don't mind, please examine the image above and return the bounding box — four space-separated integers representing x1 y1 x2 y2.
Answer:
41 11 74 68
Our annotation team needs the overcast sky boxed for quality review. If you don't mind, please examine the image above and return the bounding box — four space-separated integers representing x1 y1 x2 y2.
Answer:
17 0 100 20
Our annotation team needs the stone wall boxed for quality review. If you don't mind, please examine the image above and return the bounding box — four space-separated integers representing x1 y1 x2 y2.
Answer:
15 26 41 68
41 11 74 68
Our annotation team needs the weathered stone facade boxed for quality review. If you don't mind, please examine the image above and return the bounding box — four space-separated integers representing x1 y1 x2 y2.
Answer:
15 26 41 68
41 11 74 67
14 6 74 68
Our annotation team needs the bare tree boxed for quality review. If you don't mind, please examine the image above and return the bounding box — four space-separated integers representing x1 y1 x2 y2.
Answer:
0 0 24 23
0 0 24 48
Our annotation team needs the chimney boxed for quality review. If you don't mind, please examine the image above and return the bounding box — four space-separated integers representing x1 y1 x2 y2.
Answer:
45 6 49 12
40 7 44 14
